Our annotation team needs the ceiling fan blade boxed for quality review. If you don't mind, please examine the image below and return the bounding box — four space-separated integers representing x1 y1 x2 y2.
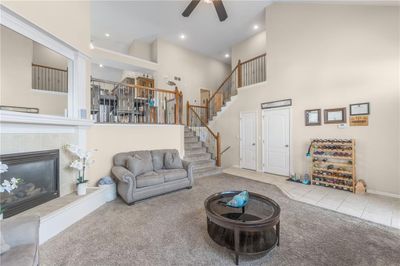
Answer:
182 0 201 17
212 0 228 22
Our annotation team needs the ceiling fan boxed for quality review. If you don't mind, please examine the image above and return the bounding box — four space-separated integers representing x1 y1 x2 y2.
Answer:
182 0 228 22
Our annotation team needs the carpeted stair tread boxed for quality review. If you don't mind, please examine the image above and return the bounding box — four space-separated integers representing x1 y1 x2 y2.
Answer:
193 167 223 178
185 142 203 149
184 147 207 155
190 159 216 170
184 153 211 161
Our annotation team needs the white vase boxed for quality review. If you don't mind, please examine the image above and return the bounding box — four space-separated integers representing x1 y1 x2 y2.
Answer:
77 183 87 196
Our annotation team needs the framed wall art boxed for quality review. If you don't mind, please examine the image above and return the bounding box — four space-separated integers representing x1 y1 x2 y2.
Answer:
350 102 369 116
305 109 321 126
324 108 346 124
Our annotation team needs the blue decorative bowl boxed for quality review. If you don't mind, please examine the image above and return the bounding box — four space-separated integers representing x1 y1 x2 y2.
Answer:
226 191 249 208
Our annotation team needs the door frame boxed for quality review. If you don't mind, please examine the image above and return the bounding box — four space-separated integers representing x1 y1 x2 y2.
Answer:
239 111 257 171
261 106 293 176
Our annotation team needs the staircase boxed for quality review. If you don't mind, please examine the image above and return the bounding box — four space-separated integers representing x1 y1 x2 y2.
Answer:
184 127 222 178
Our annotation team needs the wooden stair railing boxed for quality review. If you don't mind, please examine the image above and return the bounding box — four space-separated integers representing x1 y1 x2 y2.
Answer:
187 101 221 167
207 53 266 120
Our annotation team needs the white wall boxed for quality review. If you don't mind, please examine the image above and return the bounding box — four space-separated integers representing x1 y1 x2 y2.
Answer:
32 42 68 70
128 40 155 62
86 125 185 184
156 39 230 119
91 64 123 83
211 3 400 196
2 1 91 55
231 31 266 68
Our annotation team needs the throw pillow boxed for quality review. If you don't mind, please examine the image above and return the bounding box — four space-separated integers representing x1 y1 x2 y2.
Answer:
126 153 153 177
0 233 10 254
164 152 183 169
151 150 164 170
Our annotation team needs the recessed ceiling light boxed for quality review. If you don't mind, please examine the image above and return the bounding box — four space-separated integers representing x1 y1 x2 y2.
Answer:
89 42 94 50
224 53 230 58
253 24 259 30
180 34 186 40
105 33 110 37
99 64 103 68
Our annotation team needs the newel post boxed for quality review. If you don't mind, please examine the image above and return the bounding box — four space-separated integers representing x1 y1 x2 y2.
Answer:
216 132 221 167
175 87 179 125
237 60 242 88
186 101 190 127
205 100 209 124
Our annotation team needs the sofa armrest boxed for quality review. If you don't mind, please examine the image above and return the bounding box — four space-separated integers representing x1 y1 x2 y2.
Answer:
182 160 194 186
111 166 135 184
1 215 40 248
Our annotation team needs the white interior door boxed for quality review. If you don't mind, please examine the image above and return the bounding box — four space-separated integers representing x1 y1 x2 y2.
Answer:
240 111 257 170
262 108 290 176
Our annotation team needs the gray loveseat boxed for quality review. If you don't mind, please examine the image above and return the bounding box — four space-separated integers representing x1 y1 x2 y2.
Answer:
111 149 193 205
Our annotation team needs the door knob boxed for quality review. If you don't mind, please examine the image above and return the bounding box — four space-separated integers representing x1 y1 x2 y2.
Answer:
285 145 289 147
252 143 256 146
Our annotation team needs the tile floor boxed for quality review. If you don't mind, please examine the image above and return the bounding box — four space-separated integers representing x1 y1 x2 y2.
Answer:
223 167 400 229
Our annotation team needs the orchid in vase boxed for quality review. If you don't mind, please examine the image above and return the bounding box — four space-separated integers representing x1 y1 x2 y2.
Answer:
64 144 96 195
0 162 22 219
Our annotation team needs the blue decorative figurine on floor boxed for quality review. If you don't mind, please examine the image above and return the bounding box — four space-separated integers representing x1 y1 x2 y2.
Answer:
226 191 249 208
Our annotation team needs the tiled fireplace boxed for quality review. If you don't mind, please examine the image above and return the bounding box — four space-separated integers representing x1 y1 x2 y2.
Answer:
0 149 60 218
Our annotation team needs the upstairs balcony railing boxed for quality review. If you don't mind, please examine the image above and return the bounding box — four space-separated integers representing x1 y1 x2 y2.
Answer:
90 78 182 125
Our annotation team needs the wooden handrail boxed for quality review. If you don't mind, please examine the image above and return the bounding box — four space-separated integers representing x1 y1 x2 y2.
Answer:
208 64 239 103
188 103 221 166
32 63 68 72
189 105 218 139
91 77 177 94
207 53 267 104
189 104 208 109
240 53 266 65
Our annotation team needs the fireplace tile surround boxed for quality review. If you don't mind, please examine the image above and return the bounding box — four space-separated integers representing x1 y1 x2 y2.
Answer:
1 132 79 197
0 149 60 217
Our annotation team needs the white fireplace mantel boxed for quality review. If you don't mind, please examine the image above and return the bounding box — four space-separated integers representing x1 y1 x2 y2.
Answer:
0 110 93 127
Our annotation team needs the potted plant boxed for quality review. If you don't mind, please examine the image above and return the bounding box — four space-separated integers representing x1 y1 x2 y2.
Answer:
64 144 96 196
0 162 22 220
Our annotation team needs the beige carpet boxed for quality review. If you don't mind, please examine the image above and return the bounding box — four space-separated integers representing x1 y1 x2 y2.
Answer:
41 174 400 266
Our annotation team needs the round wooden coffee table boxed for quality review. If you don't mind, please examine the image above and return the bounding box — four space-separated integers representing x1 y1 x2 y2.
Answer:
204 191 280 265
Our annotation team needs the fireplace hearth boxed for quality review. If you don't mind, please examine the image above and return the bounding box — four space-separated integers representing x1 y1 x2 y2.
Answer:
0 150 60 218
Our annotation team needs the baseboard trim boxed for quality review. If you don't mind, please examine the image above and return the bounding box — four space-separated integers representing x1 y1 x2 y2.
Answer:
367 189 400 199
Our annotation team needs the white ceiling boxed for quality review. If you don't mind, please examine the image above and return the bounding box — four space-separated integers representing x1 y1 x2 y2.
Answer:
91 0 271 63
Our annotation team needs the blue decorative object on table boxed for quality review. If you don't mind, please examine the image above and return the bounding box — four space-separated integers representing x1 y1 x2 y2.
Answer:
226 191 249 208
97 176 114 185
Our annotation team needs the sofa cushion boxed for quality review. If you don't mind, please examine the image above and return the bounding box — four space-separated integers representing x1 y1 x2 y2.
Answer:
126 151 153 177
151 150 165 170
136 172 164 188
164 152 183 169
156 169 187 182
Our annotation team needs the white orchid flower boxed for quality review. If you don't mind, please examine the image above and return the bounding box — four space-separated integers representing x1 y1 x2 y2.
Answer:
0 162 8 174
70 160 84 171
1 180 12 193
